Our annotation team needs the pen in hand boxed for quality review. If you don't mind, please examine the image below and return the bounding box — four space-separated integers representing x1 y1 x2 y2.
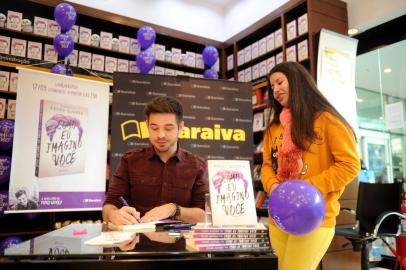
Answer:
119 196 129 207
119 196 141 223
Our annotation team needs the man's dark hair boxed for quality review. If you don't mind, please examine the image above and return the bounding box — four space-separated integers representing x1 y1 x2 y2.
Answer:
15 189 26 198
144 96 184 124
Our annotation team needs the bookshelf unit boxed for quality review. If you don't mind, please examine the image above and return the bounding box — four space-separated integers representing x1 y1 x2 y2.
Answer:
0 0 223 240
223 0 348 82
220 0 348 218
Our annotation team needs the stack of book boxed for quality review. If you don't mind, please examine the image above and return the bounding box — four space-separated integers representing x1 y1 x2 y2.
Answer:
185 223 270 251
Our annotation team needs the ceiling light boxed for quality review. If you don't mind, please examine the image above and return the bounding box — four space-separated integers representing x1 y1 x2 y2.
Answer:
356 98 363 103
348 28 358 35
379 116 384 120
384 68 392 73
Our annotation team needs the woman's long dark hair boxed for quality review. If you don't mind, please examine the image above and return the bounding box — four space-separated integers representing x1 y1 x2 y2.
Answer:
266 62 355 151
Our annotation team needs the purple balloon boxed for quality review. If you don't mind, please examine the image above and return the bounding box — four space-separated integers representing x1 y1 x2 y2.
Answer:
136 50 156 73
202 46 218 67
0 156 11 185
137 26 156 50
0 236 23 252
53 33 74 58
51 63 67 75
203 68 218 79
54 3 77 32
268 180 326 235
0 120 14 151
51 64 73 76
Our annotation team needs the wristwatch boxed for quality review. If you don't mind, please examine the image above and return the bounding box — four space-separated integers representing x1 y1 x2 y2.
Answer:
173 203 181 219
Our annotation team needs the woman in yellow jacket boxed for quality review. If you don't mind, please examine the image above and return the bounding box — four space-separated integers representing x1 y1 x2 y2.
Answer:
261 62 360 270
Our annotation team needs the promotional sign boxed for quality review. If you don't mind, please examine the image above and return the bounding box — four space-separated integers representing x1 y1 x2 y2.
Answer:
8 68 110 212
110 73 253 176
208 160 257 226
317 28 359 136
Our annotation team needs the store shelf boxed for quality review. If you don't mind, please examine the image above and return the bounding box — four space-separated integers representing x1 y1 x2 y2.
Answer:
253 103 267 112
0 60 113 83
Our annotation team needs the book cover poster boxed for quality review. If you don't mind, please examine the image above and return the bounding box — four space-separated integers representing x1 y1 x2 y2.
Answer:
35 100 87 178
8 68 110 213
208 160 257 226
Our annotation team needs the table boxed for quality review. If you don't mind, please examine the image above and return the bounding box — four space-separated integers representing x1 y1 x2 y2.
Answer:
0 224 277 270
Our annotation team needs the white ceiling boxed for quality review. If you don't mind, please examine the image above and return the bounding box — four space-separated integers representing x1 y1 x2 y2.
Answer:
68 0 291 41
184 0 239 10
343 0 406 35
72 0 406 42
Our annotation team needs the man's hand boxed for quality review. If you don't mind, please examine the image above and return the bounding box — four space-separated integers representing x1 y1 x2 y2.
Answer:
140 203 175 223
108 206 140 225
118 235 140 251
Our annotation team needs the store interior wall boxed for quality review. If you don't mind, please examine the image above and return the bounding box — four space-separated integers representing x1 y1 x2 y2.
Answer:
356 39 406 183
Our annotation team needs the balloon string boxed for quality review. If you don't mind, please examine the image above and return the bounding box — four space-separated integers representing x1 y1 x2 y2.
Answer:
75 66 112 83
19 59 65 68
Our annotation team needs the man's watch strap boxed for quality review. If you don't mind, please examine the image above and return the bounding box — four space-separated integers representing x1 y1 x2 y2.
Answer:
174 203 181 218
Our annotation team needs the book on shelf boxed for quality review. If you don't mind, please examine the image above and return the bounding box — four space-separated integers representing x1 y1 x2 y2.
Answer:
253 112 264 132
186 241 270 252
35 99 87 178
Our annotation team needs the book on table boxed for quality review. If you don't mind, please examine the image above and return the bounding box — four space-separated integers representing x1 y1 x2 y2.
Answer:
186 237 269 246
107 221 158 232
108 219 183 232
184 223 271 252
185 241 270 252
85 231 136 246
207 160 258 226
191 222 268 234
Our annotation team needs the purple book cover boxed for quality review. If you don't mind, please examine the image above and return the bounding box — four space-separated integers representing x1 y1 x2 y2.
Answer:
190 233 268 239
35 100 87 178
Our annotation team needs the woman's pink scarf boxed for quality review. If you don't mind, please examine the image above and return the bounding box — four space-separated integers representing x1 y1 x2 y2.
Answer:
277 108 303 180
